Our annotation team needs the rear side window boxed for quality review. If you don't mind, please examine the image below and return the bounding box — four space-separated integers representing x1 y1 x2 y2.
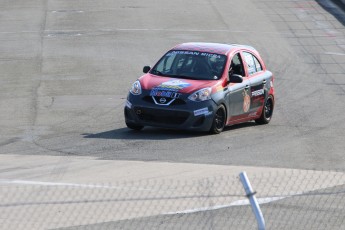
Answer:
243 52 263 75
253 56 262 72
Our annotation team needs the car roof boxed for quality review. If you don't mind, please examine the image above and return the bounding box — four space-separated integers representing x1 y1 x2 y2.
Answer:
171 42 257 55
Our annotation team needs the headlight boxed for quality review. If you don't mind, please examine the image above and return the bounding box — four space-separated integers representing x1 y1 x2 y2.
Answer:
188 87 212 102
130 80 142 95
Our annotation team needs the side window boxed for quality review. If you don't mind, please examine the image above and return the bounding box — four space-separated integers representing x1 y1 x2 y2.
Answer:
243 52 263 75
243 52 256 75
253 56 262 72
230 53 245 77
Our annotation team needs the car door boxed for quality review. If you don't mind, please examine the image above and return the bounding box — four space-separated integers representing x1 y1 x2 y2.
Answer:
225 52 250 123
242 51 269 115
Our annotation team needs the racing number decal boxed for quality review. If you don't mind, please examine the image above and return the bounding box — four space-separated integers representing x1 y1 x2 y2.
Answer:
243 90 251 113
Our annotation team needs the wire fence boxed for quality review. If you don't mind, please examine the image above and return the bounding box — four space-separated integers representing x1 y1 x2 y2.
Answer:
1 169 345 229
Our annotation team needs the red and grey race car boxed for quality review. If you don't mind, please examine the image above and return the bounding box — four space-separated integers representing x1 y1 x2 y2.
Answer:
124 42 275 134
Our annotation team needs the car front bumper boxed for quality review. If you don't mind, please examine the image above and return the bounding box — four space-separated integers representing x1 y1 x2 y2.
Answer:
124 93 217 132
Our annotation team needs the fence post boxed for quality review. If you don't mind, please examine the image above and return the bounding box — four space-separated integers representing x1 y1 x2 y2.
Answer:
239 171 265 230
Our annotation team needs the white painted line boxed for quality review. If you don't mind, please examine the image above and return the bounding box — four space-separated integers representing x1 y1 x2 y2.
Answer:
230 196 288 206
100 28 310 37
51 10 84 13
0 179 151 191
46 33 83 37
325 52 345 56
0 31 40 34
0 28 336 38
115 28 232 32
164 196 289 215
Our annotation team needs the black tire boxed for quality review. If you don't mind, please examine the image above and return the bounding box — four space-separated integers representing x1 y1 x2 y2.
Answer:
255 95 274 125
210 105 226 134
126 122 144 131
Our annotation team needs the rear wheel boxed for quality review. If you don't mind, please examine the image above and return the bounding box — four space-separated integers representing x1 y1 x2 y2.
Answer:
255 95 274 125
126 122 144 131
210 105 226 134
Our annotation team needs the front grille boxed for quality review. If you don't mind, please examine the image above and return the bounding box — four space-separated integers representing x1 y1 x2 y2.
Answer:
134 107 189 125
143 96 154 103
142 96 186 106
170 98 186 105
192 116 205 127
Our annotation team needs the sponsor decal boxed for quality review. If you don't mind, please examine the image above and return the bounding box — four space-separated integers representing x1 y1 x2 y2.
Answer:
150 79 190 99
251 89 264 97
194 107 209 116
125 100 132 109
167 51 200 56
243 91 251 113
200 52 222 59
150 90 181 99
157 79 191 91
249 112 257 117
167 51 222 59
215 85 223 92
205 111 213 116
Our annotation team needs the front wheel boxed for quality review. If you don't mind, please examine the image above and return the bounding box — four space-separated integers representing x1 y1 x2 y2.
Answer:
210 105 226 134
255 95 274 125
126 122 144 131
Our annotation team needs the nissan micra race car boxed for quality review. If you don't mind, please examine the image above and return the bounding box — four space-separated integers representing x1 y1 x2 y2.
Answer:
124 42 275 134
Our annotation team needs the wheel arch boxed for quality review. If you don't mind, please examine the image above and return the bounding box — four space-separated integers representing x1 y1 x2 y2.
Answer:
213 98 228 118
220 102 228 123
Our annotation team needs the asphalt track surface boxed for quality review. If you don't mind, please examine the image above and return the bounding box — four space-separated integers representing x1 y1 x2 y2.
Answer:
1 0 345 229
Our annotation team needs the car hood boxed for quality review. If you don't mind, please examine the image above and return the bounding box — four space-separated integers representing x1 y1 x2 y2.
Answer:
139 74 220 94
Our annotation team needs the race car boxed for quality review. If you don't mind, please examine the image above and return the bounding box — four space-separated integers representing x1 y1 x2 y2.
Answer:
124 42 275 134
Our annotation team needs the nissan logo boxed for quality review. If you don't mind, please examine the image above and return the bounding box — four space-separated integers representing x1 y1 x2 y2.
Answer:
159 97 167 104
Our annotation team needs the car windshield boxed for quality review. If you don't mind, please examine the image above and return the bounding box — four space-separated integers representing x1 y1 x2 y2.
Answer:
150 50 227 80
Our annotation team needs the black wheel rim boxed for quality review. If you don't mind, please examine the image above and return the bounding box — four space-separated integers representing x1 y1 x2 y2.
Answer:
264 98 273 119
215 109 225 130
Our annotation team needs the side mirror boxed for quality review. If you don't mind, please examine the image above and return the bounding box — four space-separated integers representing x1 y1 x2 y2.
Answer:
228 74 243 83
143 66 151 73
